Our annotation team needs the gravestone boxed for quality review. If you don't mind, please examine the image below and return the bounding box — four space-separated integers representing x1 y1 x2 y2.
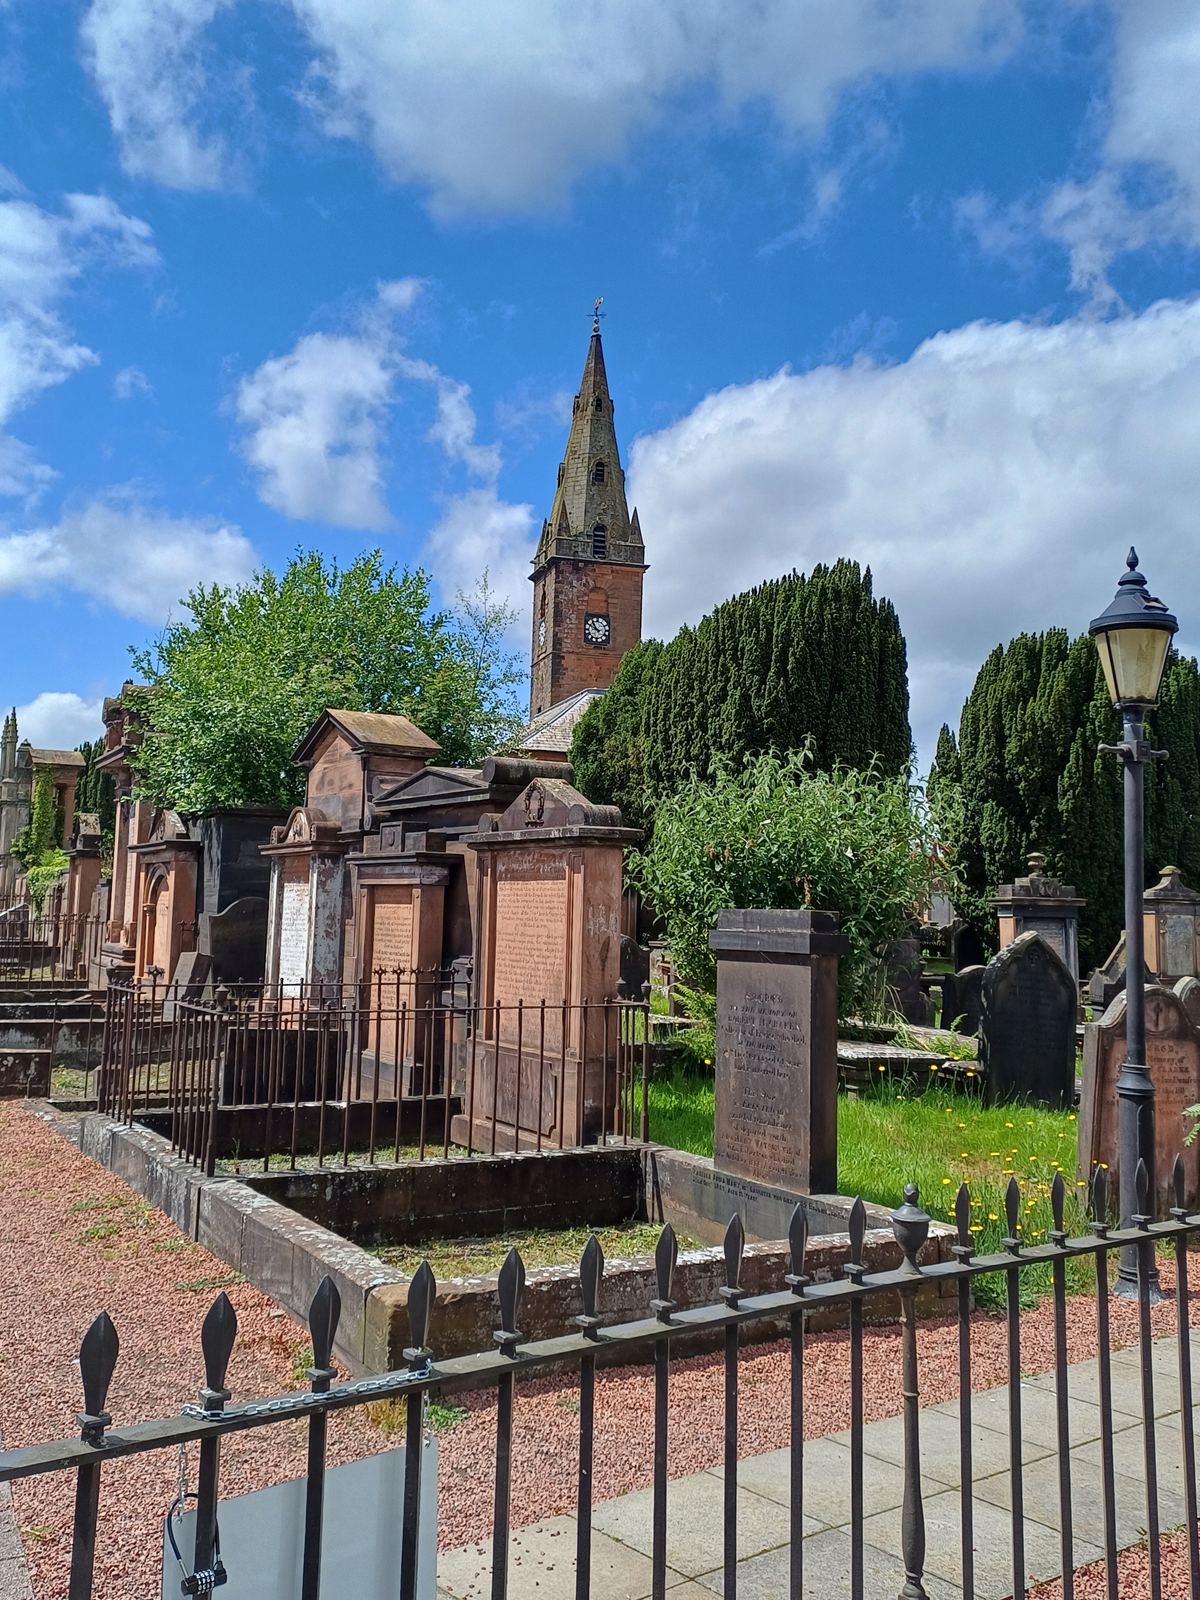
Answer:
979 931 1076 1108
1088 932 1152 1013
460 777 641 1147
1176 976 1200 1031
940 964 983 1036
887 936 932 1025
1078 985 1200 1214
709 909 846 1194
162 951 212 1021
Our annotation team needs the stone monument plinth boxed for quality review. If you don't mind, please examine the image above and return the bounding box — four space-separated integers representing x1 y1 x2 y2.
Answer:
994 853 1085 986
1144 867 1200 987
708 909 846 1195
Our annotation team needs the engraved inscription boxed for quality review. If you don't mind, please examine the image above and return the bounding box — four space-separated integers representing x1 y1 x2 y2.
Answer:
494 872 568 1007
1082 991 1200 1209
277 859 309 991
715 984 806 1184
371 887 414 973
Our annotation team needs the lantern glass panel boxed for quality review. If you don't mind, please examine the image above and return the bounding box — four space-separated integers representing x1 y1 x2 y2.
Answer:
1096 623 1172 707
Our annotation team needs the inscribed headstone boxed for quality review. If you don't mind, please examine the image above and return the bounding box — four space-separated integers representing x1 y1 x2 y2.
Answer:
710 909 845 1194
979 931 1076 1108
1078 985 1200 1214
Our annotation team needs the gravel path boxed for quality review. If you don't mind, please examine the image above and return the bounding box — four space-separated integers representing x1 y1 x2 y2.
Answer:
2 1102 1196 1598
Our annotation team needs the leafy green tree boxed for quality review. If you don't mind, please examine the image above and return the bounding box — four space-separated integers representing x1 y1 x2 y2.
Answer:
632 748 933 1018
930 632 1200 970
127 553 525 812
571 562 911 831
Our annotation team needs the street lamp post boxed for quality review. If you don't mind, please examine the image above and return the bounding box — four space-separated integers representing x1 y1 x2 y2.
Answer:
1089 548 1177 1300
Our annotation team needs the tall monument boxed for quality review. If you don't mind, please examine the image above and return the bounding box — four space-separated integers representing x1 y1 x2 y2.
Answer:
529 307 647 719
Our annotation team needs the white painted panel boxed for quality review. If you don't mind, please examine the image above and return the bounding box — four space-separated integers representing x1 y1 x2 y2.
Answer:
162 1440 438 1600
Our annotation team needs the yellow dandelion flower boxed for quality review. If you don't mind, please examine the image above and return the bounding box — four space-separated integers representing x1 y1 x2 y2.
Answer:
1005 1121 1014 1128
989 1213 999 1220
958 1123 966 1129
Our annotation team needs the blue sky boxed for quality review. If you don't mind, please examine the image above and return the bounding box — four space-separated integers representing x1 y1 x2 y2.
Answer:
1 2 1199 769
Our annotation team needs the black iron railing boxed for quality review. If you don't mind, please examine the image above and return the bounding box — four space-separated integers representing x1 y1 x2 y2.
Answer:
2 1158 1198 1600
98 976 652 1171
0 908 105 985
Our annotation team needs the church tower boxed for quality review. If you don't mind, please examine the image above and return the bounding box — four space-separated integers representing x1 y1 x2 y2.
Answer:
529 315 646 718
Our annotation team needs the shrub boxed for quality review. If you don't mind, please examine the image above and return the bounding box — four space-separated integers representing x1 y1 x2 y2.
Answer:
632 748 933 1019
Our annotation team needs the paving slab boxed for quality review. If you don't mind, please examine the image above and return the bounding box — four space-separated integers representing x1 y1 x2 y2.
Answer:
590 1472 820 1577
436 1331 1200 1600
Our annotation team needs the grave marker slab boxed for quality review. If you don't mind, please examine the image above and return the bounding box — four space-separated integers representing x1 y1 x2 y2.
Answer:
979 931 1076 1108
1078 985 1200 1213
709 909 845 1194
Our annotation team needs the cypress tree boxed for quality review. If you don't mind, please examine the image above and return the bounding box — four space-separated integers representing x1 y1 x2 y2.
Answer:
935 633 1200 970
571 561 912 830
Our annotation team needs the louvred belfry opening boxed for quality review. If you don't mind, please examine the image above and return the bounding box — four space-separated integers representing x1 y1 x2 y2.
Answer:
529 322 647 718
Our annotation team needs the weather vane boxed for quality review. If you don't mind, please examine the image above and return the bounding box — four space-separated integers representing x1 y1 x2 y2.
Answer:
592 296 605 333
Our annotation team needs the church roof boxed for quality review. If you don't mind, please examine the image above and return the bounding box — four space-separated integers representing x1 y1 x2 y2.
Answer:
532 329 645 574
512 688 605 757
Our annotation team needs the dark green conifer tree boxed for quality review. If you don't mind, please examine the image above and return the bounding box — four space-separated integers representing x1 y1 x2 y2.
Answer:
931 633 1200 970
571 561 912 830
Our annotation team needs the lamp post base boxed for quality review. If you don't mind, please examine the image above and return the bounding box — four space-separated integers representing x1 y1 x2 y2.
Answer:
1112 1263 1166 1304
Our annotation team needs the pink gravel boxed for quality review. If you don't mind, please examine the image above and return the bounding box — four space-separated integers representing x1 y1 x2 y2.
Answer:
2 1102 1197 1598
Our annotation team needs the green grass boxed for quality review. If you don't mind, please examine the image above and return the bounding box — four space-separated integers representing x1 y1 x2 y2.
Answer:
647 1069 1093 1308
375 1219 702 1278
647 1066 715 1157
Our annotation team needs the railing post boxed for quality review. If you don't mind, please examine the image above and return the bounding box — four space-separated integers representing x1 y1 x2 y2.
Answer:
575 1235 604 1600
891 1184 930 1600
192 1293 237 1583
67 1313 119 1600
401 1262 436 1600
649 1225 678 1600
301 1277 341 1600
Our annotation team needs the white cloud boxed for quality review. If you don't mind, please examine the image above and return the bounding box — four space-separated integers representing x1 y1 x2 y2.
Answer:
113 364 153 399
960 5 1200 299
234 280 502 527
235 327 398 529
80 0 237 191
81 0 1022 210
628 296 1200 767
424 486 536 644
0 489 257 621
0 188 159 499
12 692 106 750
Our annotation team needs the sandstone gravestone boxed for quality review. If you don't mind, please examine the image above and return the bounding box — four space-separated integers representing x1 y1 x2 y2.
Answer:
979 931 1076 1108
460 777 641 1148
1176 976 1200 1031
1078 985 1200 1214
709 909 846 1194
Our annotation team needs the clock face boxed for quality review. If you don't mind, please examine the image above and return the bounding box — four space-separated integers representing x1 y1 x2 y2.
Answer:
584 612 611 647
537 619 545 647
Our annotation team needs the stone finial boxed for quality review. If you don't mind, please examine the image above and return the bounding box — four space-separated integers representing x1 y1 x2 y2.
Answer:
1027 852 1044 877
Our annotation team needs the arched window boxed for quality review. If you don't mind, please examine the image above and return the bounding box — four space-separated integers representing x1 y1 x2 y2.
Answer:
592 524 607 558
594 395 603 412
592 460 606 484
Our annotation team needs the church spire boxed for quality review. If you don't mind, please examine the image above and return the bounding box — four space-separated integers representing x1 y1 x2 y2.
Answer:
528 316 647 720
533 320 643 573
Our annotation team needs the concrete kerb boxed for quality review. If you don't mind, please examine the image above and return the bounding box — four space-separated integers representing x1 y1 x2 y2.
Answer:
72 1114 957 1378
